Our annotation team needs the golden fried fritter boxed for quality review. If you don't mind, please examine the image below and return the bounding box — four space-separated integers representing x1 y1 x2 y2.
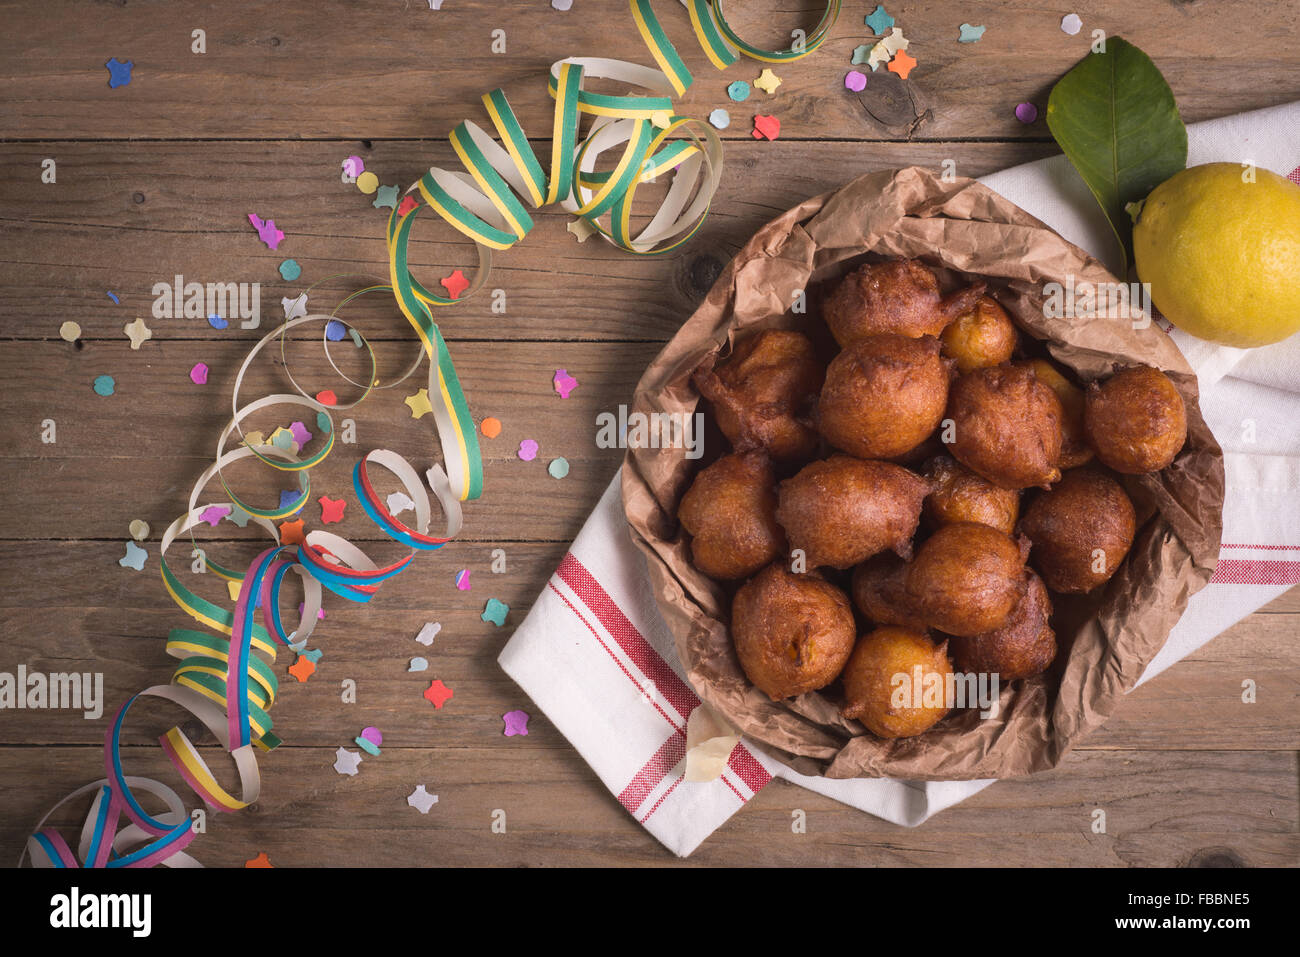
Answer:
1083 365 1187 474
905 522 1029 637
693 329 824 463
851 554 928 631
823 258 986 345
947 570 1056 681
922 454 1020 535
841 627 954 738
1020 467 1137 593
731 564 856 701
1025 358 1094 469
941 295 1018 373
776 456 929 569
678 451 787 581
946 363 1064 489
817 334 952 459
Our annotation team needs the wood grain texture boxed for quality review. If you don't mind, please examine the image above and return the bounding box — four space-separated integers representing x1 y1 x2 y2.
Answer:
4 1 1299 141
1 0 1296 868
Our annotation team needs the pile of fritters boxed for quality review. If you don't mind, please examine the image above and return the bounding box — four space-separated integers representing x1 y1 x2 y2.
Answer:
682 258 1188 741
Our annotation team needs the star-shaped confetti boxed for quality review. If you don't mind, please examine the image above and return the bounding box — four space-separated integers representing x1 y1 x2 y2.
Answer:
123 317 152 349
229 505 252 527
752 114 780 141
278 488 303 511
319 496 346 524
481 598 509 627
958 23 986 43
373 184 399 209
119 541 147 571
405 388 433 419
851 44 873 65
105 58 133 88
754 68 782 94
198 505 231 527
244 852 273 868
440 269 470 299
423 679 454 709
868 28 910 71
289 655 316 683
502 709 530 736
288 420 312 447
387 491 415 515
300 647 323 663
279 519 306 545
270 428 297 453
553 368 579 398
407 785 439 813
888 48 918 80
248 213 285 250
333 746 362 776
415 621 442 646
282 294 308 320
566 217 596 243
396 195 419 217
865 4 894 34
190 362 209 385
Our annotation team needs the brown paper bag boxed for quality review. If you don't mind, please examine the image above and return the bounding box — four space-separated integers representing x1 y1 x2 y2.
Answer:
621 167 1224 781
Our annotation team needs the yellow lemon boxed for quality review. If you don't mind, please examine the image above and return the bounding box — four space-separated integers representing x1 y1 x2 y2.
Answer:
1134 163 1300 347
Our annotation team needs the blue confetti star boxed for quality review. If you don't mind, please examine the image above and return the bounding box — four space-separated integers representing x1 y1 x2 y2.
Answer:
105 58 133 88
481 598 509 627
278 488 303 510
372 184 399 210
119 541 147 571
865 5 894 35
958 23 986 43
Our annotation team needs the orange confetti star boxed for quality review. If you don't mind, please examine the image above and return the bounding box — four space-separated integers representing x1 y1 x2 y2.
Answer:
245 852 273 868
279 519 306 545
441 269 470 299
288 655 316 683
319 495 346 524
423 679 454 709
887 49 917 80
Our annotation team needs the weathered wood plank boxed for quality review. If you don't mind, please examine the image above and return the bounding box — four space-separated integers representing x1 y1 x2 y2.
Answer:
0 141 1057 341
3 1 1297 142
0 543 1294 750
1 746 1293 867
0 339 656 540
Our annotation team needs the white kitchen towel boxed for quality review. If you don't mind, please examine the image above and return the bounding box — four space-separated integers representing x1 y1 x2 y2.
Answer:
499 103 1300 858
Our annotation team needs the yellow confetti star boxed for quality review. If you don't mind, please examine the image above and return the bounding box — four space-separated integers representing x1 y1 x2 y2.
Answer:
405 388 433 419
566 217 597 243
124 317 153 350
243 430 266 447
754 68 782 94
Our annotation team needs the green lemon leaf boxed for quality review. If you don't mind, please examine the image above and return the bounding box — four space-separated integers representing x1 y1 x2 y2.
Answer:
1046 37 1187 266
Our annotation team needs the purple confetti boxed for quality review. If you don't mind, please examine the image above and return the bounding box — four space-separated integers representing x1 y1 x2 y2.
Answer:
455 569 471 591
288 420 312 447
1015 102 1038 124
844 70 867 92
518 439 539 461
502 710 530 737
190 362 209 385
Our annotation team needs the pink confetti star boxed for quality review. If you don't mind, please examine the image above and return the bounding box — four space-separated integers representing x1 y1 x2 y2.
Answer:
553 369 579 398
423 679 454 709
247 213 285 250
502 709 530 736
198 505 231 527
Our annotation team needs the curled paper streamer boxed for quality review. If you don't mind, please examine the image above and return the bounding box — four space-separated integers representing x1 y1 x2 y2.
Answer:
22 0 839 868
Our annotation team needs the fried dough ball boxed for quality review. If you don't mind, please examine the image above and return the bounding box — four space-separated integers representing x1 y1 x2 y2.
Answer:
1026 359 1094 469
922 454 1020 535
817 334 951 459
823 258 987 345
1019 467 1137 593
678 451 786 581
851 554 928 631
693 329 823 463
1083 365 1187 474
946 363 1064 489
947 570 1056 681
905 522 1029 637
940 295 1018 373
841 627 954 738
776 456 929 570
731 564 856 701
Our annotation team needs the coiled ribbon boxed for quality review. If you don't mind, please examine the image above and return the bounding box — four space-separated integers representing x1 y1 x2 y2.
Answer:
22 0 837 868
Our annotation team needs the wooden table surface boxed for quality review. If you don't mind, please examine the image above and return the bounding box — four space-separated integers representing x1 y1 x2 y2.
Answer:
2 0 1297 868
